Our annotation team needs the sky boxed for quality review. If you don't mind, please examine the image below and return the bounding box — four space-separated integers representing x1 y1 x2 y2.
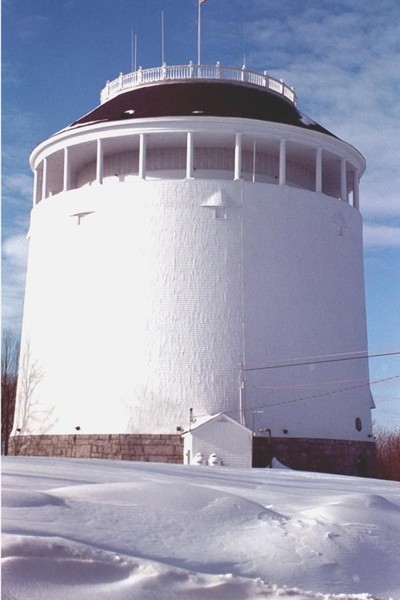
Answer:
2 456 400 598
2 0 400 428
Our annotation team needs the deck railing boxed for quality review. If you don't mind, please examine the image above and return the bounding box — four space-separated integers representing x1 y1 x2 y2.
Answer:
100 63 296 105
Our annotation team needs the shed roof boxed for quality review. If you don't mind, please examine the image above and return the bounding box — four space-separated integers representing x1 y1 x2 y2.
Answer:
182 412 252 436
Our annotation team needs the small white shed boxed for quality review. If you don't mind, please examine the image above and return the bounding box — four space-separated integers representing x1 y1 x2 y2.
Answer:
182 413 253 468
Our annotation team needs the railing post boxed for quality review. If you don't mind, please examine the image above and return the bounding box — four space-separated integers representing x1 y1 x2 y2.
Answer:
186 132 194 179
33 169 39 206
139 133 147 179
315 147 322 193
353 169 360 209
42 157 48 200
96 139 104 184
234 133 242 181
101 80 110 103
100 64 297 106
63 146 71 192
279 139 286 185
252 139 257 183
340 158 347 202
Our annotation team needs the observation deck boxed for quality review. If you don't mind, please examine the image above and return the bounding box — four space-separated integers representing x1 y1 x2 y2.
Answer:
100 63 297 106
30 63 364 210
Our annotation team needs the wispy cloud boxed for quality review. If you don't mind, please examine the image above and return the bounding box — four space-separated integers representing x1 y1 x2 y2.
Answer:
363 224 400 248
15 14 48 41
2 171 33 242
2 235 28 271
237 2 400 246
2 106 44 165
3 174 33 200
1 234 29 334
361 189 399 219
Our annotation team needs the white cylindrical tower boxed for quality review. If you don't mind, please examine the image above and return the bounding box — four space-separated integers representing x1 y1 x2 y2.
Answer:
12 64 375 473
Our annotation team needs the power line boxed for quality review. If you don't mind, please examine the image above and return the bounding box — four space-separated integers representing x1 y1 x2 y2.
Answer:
255 376 379 390
244 350 400 373
193 373 400 420
247 374 400 413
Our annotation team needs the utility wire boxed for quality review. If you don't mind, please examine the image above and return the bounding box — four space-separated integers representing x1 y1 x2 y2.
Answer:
244 350 400 373
255 376 379 390
246 374 400 413
193 373 400 420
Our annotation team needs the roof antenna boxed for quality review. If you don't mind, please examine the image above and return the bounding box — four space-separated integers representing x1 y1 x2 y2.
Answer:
161 10 165 65
131 29 137 72
197 0 203 65
243 53 246 68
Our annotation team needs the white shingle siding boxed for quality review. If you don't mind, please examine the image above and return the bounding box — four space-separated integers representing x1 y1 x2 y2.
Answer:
14 115 373 444
183 415 253 468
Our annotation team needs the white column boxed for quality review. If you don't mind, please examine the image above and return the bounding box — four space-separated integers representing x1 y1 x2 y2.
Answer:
96 139 104 184
63 146 71 192
279 139 286 185
139 133 147 179
33 169 38 206
42 157 48 200
186 131 194 179
340 158 347 202
252 139 257 183
353 170 360 210
234 133 242 181
315 147 322 193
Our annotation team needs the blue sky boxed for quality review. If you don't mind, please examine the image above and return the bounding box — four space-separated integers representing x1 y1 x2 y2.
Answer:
2 0 399 428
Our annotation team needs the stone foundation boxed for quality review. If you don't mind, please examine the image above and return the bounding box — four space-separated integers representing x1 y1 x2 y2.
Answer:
9 433 183 464
9 434 377 477
253 436 377 477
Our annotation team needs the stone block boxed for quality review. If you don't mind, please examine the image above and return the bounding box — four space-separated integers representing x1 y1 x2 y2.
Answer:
75 445 91 458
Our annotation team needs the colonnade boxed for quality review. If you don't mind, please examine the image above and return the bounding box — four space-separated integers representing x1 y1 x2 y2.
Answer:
33 130 360 209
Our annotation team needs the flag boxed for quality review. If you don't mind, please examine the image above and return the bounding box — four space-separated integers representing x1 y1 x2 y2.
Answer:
200 0 207 4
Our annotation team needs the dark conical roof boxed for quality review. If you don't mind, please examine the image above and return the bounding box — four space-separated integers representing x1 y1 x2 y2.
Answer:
69 80 335 137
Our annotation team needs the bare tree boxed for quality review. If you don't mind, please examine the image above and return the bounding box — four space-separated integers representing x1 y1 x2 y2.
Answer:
14 340 56 435
1 330 20 454
375 426 400 482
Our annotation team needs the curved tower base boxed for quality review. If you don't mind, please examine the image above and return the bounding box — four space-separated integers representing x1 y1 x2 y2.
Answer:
8 434 377 476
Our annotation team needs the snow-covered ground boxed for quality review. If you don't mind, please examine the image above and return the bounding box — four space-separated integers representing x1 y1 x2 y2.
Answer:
2 457 400 599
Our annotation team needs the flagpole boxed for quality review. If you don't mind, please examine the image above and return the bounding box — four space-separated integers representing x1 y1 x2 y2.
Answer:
131 29 134 72
131 29 137 71
131 30 137 72
197 1 201 65
161 10 165 65
134 33 137 71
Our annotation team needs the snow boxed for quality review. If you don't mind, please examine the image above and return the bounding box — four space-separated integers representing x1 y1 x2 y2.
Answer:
2 457 400 599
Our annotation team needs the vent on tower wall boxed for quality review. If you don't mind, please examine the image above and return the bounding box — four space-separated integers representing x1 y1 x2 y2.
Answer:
201 190 227 219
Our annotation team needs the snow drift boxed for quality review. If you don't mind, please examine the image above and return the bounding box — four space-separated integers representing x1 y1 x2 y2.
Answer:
2 457 399 599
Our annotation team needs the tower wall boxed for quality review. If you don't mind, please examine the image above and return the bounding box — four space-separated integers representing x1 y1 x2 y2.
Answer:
14 178 373 442
11 76 375 470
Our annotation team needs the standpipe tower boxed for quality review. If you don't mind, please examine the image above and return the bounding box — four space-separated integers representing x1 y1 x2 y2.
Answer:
11 64 376 474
